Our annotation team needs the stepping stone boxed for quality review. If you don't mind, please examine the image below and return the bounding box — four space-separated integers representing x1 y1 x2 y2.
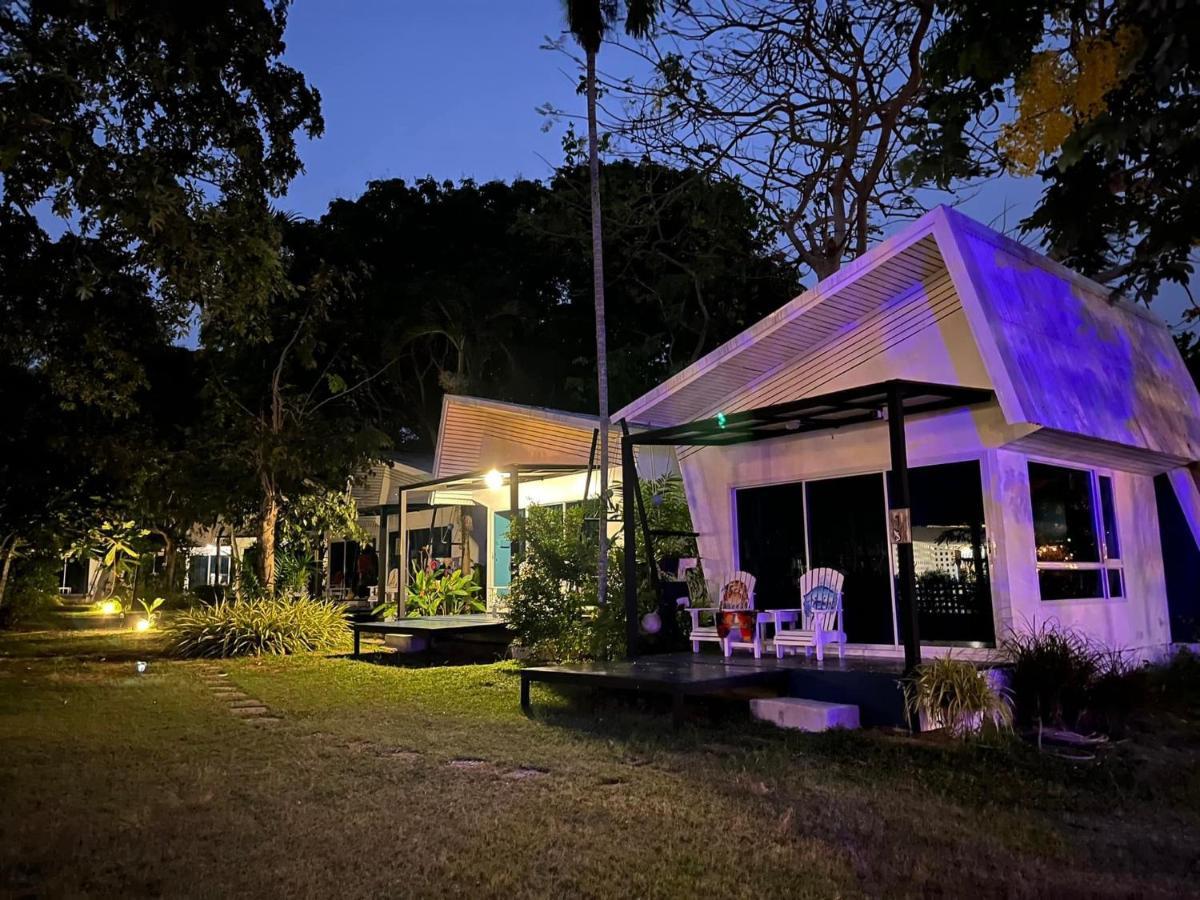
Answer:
230 705 270 717
247 716 283 724
215 692 249 701
502 766 548 780
750 697 859 732
378 748 421 761
229 698 264 708
448 758 488 770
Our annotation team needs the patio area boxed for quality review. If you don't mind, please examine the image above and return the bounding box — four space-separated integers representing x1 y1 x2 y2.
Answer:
521 650 912 728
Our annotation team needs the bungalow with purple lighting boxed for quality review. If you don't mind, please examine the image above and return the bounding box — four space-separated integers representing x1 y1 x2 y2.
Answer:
614 206 1200 666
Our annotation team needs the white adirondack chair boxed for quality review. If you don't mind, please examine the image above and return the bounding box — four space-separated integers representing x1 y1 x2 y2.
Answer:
770 568 846 661
716 571 761 659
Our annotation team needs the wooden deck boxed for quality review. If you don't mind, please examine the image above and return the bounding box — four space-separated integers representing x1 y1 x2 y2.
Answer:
351 614 509 657
520 651 910 727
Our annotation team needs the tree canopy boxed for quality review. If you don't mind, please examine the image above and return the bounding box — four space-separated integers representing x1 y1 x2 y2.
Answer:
910 0 1199 309
305 161 800 444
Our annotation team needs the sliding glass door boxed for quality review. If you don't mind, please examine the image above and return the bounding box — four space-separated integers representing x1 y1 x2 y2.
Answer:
735 473 892 644
804 474 894 645
735 460 994 648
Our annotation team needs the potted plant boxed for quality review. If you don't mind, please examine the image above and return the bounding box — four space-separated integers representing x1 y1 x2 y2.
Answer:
904 657 1012 738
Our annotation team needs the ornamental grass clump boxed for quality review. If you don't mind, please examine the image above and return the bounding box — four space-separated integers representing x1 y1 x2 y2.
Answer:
1001 622 1098 730
904 656 1012 738
166 597 348 658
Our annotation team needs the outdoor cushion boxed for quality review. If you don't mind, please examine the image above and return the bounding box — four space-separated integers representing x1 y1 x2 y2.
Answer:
721 580 751 610
716 610 756 641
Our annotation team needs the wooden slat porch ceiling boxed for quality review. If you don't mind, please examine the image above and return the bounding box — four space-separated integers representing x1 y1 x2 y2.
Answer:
623 234 947 428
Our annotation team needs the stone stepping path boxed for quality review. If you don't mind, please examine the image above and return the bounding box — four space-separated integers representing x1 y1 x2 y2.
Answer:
446 757 550 781
196 664 280 725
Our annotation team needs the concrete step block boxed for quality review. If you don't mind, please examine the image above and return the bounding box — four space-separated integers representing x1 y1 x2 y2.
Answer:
750 697 860 732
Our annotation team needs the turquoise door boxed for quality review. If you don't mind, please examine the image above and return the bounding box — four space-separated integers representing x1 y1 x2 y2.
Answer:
493 511 513 595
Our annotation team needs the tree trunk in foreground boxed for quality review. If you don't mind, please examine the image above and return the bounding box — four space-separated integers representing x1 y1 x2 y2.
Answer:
258 475 279 594
586 48 612 607
0 535 18 614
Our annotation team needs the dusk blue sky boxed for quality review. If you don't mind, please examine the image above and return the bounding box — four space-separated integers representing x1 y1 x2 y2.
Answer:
278 1 1196 331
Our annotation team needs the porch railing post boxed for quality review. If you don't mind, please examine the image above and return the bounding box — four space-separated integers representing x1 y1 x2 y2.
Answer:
887 383 921 673
621 430 640 658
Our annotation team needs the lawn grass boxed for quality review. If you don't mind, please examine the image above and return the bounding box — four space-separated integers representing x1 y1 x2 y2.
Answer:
1 628 1198 898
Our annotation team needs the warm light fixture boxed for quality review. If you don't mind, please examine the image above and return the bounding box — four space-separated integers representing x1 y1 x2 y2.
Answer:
484 468 504 490
134 618 151 632
101 600 120 616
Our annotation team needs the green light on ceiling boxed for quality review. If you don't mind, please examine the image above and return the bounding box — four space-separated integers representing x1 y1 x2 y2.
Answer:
716 411 727 429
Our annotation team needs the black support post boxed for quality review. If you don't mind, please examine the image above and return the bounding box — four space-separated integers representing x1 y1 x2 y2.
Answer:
509 466 521 578
377 512 388 601
582 427 599 506
621 432 640 658
887 384 922 674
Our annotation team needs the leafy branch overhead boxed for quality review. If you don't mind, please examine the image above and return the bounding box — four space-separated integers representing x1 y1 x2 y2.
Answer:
911 0 1199 308
599 0 936 280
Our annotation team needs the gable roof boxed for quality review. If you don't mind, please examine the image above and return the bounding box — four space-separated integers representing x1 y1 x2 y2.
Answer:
350 458 433 509
615 205 1200 464
433 394 619 478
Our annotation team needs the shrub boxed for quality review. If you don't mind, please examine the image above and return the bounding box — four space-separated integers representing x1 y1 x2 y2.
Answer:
1149 646 1200 715
166 597 348 658
506 502 647 661
274 550 316 598
904 657 1012 738
0 557 61 629
1083 649 1148 739
406 565 483 617
1002 622 1098 729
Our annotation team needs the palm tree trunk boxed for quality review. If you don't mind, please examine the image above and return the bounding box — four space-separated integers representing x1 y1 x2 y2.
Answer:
586 48 611 606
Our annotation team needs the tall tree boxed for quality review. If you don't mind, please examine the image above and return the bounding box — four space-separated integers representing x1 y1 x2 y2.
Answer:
203 219 393 590
607 0 935 280
909 0 1199 309
0 1 322 597
304 167 798 443
562 0 661 608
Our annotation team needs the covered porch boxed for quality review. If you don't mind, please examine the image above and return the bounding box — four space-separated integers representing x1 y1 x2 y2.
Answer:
621 379 996 671
364 462 610 614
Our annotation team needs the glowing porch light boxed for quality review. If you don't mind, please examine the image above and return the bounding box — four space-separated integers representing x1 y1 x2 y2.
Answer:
134 618 151 632
483 469 504 490
100 600 121 615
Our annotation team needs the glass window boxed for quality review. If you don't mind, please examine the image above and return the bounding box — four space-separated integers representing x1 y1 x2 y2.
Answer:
1028 463 1099 565
1098 476 1120 560
1107 568 1124 599
1039 568 1103 601
1027 462 1123 601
